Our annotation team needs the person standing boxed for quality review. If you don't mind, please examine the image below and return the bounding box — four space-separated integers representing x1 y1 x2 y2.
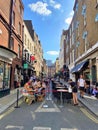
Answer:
78 74 86 98
69 79 78 105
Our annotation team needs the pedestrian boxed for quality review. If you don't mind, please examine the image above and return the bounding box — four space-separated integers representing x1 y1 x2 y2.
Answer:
77 74 86 98
68 79 78 105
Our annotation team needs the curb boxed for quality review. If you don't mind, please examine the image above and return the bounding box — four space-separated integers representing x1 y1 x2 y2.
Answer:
78 98 98 117
0 95 23 114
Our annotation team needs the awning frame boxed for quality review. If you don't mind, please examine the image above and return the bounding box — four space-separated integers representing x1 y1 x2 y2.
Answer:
71 60 89 73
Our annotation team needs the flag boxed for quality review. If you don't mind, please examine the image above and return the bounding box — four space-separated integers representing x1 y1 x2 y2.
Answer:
30 55 35 61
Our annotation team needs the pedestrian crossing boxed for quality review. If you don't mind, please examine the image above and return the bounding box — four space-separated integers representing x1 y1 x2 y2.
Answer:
5 125 78 130
33 127 78 130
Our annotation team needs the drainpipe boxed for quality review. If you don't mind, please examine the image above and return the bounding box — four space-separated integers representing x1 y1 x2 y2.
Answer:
9 0 13 48
9 0 13 89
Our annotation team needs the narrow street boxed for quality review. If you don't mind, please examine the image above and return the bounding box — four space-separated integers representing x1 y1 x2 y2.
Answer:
0 97 98 130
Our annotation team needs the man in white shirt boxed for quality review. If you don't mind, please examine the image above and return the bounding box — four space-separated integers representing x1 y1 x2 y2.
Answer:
78 74 85 98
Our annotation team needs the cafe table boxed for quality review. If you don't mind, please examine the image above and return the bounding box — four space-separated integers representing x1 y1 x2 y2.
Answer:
57 89 68 108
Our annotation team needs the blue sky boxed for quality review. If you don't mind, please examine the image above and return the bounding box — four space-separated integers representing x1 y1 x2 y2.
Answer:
23 0 75 62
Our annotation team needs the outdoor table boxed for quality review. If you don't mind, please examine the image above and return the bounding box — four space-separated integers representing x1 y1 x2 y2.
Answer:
56 86 65 89
57 89 68 108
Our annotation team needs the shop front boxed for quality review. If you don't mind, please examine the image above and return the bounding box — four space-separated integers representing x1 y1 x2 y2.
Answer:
0 46 17 98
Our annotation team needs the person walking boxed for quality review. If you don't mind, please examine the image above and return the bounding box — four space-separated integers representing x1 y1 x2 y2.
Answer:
69 79 78 105
78 74 86 98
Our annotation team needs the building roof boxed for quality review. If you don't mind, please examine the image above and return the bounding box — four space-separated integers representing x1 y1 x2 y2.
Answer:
24 20 34 40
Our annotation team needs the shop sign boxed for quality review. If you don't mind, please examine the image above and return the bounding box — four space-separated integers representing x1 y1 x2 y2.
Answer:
23 63 28 69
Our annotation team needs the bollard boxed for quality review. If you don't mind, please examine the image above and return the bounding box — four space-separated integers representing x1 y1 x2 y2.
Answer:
15 89 20 108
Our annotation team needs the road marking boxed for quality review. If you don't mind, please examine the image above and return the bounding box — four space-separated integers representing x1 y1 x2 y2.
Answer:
80 108 98 124
35 100 60 112
61 128 78 130
0 99 23 120
33 127 51 130
5 125 24 130
0 107 14 120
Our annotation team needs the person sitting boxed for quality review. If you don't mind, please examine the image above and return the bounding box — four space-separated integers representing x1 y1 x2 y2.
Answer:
92 86 98 98
23 80 35 105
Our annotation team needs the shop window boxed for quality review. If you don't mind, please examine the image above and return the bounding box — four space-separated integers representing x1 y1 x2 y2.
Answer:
3 64 10 89
0 61 4 89
0 62 10 89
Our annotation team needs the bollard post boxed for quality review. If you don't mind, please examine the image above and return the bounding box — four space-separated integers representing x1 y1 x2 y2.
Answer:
15 88 20 108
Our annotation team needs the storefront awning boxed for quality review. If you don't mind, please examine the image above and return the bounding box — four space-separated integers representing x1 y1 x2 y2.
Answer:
0 45 17 63
71 60 89 73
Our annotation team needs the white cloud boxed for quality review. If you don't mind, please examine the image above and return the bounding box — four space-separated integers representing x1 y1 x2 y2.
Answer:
46 51 59 55
65 17 72 25
70 11 74 16
29 1 52 16
49 0 61 10
65 10 74 25
50 0 55 4
54 4 61 9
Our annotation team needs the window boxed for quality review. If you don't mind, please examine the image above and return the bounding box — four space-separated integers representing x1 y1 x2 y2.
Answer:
84 36 88 52
25 34 26 45
76 3 79 12
82 31 88 39
19 5 21 14
82 5 86 16
75 21 79 29
95 0 98 8
70 52 72 63
84 16 87 26
82 31 88 51
95 13 98 22
77 26 79 37
76 41 80 48
0 61 10 89
18 44 20 58
12 11 15 26
28 39 29 49
18 22 21 35
10 37 14 50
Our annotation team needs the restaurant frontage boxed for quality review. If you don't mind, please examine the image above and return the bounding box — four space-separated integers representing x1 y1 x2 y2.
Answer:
0 46 17 98
71 43 98 85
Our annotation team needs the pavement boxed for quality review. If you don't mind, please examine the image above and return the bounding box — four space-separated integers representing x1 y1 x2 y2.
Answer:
0 84 98 117
0 88 23 114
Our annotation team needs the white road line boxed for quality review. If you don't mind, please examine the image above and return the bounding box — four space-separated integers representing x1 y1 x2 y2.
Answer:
61 128 78 130
35 100 60 112
33 127 51 130
5 125 24 130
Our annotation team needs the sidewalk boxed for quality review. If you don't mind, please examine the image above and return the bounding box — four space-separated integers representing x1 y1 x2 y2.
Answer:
78 94 98 117
60 79 98 117
0 88 23 114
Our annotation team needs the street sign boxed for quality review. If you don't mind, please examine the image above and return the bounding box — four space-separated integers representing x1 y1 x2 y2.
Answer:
23 63 28 69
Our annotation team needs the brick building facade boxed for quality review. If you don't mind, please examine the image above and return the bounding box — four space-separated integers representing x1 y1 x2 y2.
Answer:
0 0 24 97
